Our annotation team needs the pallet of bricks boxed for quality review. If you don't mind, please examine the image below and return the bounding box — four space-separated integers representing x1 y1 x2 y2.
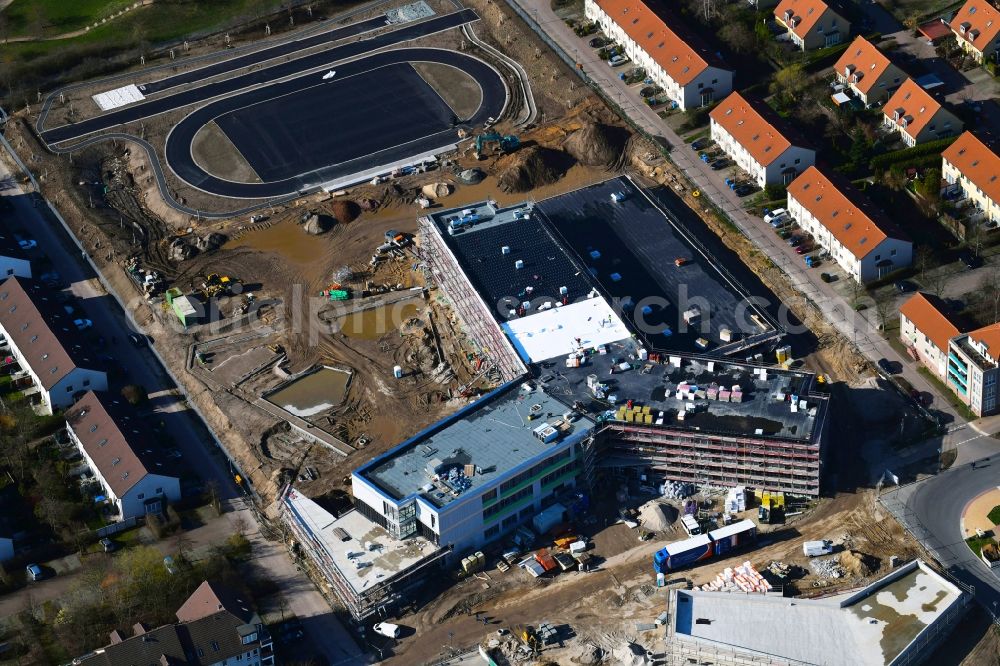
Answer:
697 561 773 594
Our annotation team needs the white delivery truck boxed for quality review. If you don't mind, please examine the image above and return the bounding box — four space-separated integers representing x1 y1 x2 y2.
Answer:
373 622 401 639
802 540 834 557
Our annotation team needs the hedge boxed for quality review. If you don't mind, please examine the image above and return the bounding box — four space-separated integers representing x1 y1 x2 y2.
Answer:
869 136 958 171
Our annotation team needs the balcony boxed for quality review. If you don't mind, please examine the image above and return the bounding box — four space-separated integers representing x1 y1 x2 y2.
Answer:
954 336 998 372
948 351 968 372
948 371 969 395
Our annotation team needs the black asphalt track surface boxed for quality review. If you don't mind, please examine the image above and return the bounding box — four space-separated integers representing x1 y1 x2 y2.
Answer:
39 9 479 146
141 16 388 95
165 47 505 198
215 62 455 182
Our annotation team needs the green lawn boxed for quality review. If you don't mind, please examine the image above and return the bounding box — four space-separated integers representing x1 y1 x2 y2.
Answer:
967 534 994 557
988 505 1000 526
1 0 135 38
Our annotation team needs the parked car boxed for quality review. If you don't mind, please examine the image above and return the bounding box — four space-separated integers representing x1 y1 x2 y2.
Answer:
373 622 401 639
26 564 44 581
763 208 788 225
608 54 630 67
734 184 754 197
788 236 802 247
691 138 708 151
710 159 728 170
895 280 916 293
795 245 811 255
100 538 116 553
589 37 606 48
820 272 834 283
877 358 897 375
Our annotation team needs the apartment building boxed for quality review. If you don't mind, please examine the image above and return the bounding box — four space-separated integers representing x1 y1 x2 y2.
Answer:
74 581 274 666
833 36 907 105
0 277 107 414
584 0 733 111
786 166 912 282
899 292 965 379
882 79 962 146
941 130 1000 228
774 0 850 50
949 0 1000 63
709 92 816 187
948 324 1000 416
65 391 181 521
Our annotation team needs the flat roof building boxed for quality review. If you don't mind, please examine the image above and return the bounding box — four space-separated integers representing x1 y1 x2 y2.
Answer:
787 166 912 283
668 559 969 666
584 0 733 111
0 277 107 414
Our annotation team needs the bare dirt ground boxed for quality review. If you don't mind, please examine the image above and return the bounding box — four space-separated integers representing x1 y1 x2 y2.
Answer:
411 61 483 120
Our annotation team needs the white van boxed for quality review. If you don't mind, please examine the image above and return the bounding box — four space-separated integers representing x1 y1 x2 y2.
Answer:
802 540 834 557
373 622 401 639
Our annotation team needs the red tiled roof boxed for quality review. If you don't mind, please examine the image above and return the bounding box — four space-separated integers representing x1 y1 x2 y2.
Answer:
787 166 907 259
899 292 964 353
833 36 899 95
968 323 1000 362
942 131 1000 206
709 92 797 166
883 79 945 141
594 0 720 85
949 0 1000 53
774 0 838 39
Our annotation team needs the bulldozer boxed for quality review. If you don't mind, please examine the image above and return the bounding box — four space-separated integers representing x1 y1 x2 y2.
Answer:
473 132 519 159
202 273 237 298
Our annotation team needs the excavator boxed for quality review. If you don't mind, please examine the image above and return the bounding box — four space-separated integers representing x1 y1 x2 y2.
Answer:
473 132 519 159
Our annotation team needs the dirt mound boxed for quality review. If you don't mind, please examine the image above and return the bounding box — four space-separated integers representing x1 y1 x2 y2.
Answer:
562 122 629 167
839 550 877 577
638 500 677 532
303 214 332 235
330 199 360 223
421 182 452 199
494 145 573 193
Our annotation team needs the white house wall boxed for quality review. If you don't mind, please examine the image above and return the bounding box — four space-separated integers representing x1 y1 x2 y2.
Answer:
0 256 31 280
118 473 181 520
49 369 108 411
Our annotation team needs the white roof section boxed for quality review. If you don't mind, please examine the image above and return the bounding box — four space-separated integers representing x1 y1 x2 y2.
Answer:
501 296 631 363
174 295 198 317
283 490 441 596
666 534 712 554
674 560 964 666
92 84 146 111
707 518 756 540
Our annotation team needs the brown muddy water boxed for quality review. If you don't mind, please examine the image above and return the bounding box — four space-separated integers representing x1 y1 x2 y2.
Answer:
335 301 419 340
265 366 351 417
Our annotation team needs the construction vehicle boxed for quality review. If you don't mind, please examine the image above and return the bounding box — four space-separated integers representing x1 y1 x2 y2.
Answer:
202 274 236 298
473 132 519 159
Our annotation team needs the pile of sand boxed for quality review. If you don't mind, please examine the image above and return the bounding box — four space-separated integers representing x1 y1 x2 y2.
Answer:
421 182 452 199
638 500 677 532
494 145 572 193
562 122 629 167
302 214 332 235
839 550 876 577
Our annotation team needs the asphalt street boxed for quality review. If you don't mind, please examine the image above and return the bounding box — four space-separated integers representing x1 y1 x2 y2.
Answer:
38 8 480 146
165 47 506 197
141 15 388 95
215 62 456 182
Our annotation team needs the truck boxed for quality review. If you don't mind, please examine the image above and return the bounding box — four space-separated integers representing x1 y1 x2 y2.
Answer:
373 622 401 638
708 519 757 556
653 520 759 574
653 535 713 574
803 540 834 557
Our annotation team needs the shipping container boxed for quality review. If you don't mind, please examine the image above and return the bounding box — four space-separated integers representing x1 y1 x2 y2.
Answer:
708 519 757 556
535 549 558 572
653 535 713 573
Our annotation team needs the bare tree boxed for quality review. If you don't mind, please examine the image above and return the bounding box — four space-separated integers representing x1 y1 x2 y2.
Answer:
978 266 1000 323
874 289 894 331
914 245 935 286
923 266 949 297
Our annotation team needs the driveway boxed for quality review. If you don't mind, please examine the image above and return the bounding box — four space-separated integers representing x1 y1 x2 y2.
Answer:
504 0 963 425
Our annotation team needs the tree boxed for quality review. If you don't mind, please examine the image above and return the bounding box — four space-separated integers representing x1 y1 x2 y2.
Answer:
121 384 147 405
978 267 1000 323
914 245 935 285
770 64 809 106
873 289 894 331
719 22 756 54
915 168 942 208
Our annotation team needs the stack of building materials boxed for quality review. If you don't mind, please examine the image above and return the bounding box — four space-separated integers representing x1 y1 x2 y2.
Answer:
698 561 773 594
662 480 696 499
725 486 747 513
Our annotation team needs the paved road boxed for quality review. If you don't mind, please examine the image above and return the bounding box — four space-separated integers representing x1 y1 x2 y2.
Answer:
882 455 1000 619
505 0 965 427
141 15 388 95
38 9 480 146
0 159 362 664
164 47 507 198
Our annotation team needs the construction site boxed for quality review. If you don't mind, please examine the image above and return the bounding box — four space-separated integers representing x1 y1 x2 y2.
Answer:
0 0 965 661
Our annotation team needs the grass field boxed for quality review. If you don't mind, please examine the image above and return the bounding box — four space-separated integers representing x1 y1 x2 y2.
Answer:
989 505 1000 526
1 0 136 38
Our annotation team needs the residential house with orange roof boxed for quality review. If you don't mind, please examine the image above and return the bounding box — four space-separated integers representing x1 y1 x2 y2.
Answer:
786 166 912 282
941 131 1000 229
774 0 850 50
947 323 1000 416
881 79 962 146
833 36 907 106
949 0 1000 63
899 292 965 378
585 0 733 111
709 92 816 187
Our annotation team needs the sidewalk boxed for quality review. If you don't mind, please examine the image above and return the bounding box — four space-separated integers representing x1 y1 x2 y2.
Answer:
504 0 962 425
